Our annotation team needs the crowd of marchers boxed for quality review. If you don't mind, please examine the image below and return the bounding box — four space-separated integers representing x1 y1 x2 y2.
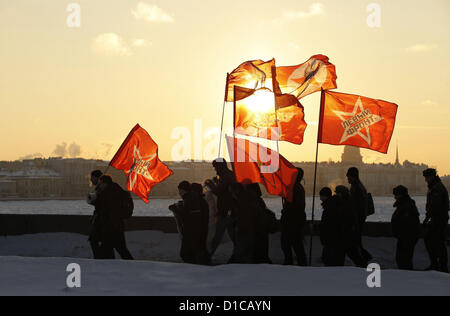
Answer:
86 162 449 273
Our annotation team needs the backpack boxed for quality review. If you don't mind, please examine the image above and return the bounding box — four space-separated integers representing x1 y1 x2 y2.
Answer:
120 189 134 219
367 193 375 216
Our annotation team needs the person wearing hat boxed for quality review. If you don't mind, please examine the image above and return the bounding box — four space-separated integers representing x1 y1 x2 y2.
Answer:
422 168 449 272
346 167 373 262
391 185 421 270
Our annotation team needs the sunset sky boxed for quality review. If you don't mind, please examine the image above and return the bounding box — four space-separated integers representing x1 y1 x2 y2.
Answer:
1 0 449 174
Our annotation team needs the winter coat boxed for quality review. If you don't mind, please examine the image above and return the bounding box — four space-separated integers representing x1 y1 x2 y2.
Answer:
336 195 359 246
426 177 449 224
320 196 344 247
391 196 421 240
212 170 236 218
95 182 127 243
281 182 307 229
178 191 209 247
350 179 369 224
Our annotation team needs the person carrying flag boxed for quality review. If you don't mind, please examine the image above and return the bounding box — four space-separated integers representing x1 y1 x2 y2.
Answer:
95 175 134 260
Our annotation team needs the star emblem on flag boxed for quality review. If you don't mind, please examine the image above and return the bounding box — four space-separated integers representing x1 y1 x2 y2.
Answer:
127 145 157 190
332 97 383 145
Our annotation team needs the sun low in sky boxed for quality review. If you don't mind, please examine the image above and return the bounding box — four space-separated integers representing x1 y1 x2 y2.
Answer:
0 0 449 174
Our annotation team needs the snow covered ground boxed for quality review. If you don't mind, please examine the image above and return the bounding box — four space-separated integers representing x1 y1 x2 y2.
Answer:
0 231 448 295
0 256 448 296
0 196 427 222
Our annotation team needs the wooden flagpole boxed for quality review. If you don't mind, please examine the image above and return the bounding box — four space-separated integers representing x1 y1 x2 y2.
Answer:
309 89 325 266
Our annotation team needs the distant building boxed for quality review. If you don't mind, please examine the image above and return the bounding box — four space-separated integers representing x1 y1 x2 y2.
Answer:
0 147 443 199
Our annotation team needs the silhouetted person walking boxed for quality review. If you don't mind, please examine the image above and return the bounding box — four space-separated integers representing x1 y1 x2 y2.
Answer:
170 181 210 265
422 169 449 273
96 175 134 260
335 185 367 268
191 182 211 264
391 185 421 270
247 183 276 264
320 187 344 266
228 183 258 263
281 168 307 266
347 167 373 262
87 170 103 259
210 159 236 256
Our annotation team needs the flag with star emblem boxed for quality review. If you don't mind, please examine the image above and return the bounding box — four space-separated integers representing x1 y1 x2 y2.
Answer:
276 55 337 100
226 136 298 201
234 86 308 145
318 91 398 154
110 124 173 203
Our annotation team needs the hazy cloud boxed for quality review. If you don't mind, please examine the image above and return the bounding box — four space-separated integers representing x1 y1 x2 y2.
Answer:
52 142 82 158
68 142 82 158
19 153 43 161
406 44 438 52
132 2 174 23
132 39 149 48
53 143 68 157
274 3 324 24
92 33 132 56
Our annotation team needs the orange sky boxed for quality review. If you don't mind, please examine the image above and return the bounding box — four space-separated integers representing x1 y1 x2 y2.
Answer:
0 0 449 174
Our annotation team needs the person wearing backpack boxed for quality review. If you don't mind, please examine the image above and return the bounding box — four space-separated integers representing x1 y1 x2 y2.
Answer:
347 167 373 263
96 175 134 260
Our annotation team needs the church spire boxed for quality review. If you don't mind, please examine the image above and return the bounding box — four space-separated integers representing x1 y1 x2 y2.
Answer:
395 143 400 166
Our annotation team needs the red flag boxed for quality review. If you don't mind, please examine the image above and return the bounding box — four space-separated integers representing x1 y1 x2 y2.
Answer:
276 55 337 99
110 124 173 203
226 59 275 101
318 91 398 154
234 86 307 145
226 136 298 201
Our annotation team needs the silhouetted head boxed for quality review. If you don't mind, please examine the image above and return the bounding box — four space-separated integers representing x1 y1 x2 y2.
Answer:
335 185 350 199
90 170 103 186
99 175 113 189
423 168 437 185
212 158 229 176
191 183 204 196
346 167 359 184
319 187 332 202
296 168 304 182
393 185 408 201
247 183 262 198
177 181 191 198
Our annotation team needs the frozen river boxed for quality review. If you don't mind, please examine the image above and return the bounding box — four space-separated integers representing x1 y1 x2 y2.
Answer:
0 196 427 223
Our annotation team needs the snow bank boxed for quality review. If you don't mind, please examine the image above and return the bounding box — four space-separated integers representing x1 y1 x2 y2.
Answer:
0 231 447 271
0 256 448 296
